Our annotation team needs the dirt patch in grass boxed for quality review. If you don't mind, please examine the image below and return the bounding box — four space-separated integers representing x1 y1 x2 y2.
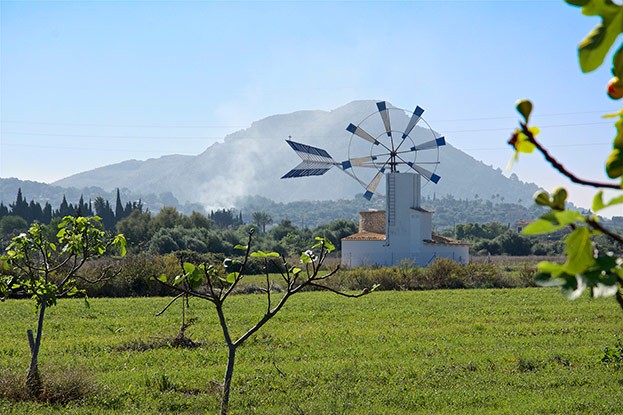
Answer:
0 366 98 404
115 333 204 352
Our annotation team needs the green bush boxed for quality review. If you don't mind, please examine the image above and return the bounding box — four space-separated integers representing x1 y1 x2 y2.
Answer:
79 254 180 297
332 258 531 292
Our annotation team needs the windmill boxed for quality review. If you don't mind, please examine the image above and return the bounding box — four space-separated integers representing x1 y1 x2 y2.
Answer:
282 101 468 267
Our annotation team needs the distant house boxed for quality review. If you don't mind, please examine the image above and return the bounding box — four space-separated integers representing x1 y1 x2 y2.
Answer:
515 220 531 233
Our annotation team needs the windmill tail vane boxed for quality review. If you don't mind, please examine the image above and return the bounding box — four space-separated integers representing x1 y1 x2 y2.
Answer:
280 140 338 179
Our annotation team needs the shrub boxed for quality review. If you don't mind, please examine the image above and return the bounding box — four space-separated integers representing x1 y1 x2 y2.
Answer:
80 254 179 297
0 365 98 404
333 259 533 292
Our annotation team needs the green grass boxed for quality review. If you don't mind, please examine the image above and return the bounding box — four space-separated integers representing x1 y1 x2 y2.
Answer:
1 288 622 414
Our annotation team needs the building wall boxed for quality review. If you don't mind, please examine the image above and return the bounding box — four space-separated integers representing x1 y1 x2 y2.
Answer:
341 239 469 267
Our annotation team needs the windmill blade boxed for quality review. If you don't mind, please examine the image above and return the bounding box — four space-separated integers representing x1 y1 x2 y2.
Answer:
281 161 333 179
402 106 425 139
341 155 378 170
363 168 385 200
410 136 446 151
407 162 441 184
376 101 392 138
346 123 379 145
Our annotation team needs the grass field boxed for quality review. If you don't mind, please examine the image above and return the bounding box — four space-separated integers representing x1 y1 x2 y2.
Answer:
1 288 622 414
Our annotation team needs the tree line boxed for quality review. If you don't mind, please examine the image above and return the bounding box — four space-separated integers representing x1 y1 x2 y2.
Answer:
2 188 620 258
0 188 355 257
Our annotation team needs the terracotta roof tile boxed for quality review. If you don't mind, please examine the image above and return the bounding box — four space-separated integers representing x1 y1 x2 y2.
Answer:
342 231 386 241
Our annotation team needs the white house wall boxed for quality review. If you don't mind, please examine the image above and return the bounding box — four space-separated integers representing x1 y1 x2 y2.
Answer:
341 240 469 267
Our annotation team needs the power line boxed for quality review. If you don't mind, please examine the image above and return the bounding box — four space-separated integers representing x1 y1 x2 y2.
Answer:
0 141 611 153
1 109 616 129
0 142 195 153
430 109 617 123
0 121 247 129
444 121 613 133
0 120 614 140
1 131 225 140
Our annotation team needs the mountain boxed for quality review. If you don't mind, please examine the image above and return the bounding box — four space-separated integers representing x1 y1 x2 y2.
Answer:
12 100 542 210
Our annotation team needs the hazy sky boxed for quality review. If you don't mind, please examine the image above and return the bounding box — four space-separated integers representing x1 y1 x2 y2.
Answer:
1 1 621 214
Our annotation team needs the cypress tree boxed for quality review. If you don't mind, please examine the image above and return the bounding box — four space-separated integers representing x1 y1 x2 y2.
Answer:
0 202 8 220
29 200 43 223
115 189 124 220
42 202 52 224
59 196 71 217
10 188 29 220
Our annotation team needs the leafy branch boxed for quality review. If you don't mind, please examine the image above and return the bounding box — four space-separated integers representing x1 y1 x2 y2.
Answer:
505 0 623 313
154 232 376 414
509 122 621 190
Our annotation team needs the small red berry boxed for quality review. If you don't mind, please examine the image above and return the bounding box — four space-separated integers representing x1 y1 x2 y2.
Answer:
607 77 623 99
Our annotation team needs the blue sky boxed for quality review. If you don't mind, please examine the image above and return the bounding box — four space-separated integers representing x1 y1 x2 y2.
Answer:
1 1 621 214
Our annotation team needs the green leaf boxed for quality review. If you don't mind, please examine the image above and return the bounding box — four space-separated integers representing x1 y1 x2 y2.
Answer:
521 218 565 235
183 262 196 274
251 251 280 258
612 44 623 78
565 0 589 6
603 109 623 148
577 5 623 73
226 272 239 284
234 244 248 251
312 236 335 253
592 190 623 211
173 274 186 285
592 190 606 212
553 210 584 226
291 267 301 275
537 260 566 277
113 234 127 256
66 286 79 297
563 227 594 274
515 99 533 123
605 148 623 179
157 274 168 283
594 252 618 271
521 210 582 235
534 272 566 287
186 268 203 289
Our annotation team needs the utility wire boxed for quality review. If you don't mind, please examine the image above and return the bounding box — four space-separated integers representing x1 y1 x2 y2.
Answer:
0 121 615 140
1 108 617 129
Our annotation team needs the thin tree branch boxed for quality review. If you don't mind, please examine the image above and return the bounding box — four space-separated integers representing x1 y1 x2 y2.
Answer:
155 293 186 316
587 218 623 244
154 277 216 303
307 282 371 298
221 232 254 302
312 267 340 281
513 123 621 190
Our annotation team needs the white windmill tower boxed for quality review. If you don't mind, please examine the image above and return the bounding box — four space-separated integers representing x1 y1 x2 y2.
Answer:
282 101 469 267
